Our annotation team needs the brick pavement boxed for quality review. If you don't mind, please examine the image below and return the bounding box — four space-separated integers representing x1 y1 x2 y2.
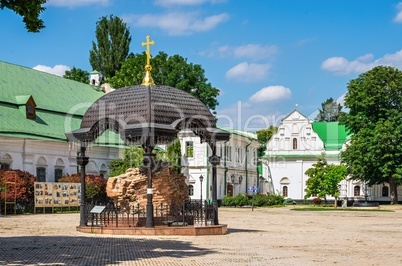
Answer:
1 206 402 265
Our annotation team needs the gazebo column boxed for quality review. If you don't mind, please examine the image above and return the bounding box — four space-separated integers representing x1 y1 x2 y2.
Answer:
76 144 89 227
209 142 221 225
144 146 155 228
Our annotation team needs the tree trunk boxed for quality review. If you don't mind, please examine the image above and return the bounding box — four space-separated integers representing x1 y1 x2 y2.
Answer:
334 196 337 209
389 176 398 204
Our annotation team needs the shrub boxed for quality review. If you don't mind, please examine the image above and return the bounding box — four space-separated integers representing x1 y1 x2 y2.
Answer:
0 169 37 203
222 193 284 207
312 197 322 205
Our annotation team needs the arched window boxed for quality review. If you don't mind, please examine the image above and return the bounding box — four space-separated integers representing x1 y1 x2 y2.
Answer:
188 185 194 196
292 138 298 150
382 186 389 197
354 186 360 197
282 186 288 197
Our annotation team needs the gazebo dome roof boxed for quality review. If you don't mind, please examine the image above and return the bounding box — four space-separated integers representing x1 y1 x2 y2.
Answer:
67 85 229 146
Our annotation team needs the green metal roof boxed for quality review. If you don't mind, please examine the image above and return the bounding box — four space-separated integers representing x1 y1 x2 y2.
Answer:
312 122 350 150
217 126 259 141
0 61 105 141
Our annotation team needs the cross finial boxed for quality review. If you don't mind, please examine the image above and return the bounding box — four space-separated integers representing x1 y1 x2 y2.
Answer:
141 35 155 86
142 35 155 66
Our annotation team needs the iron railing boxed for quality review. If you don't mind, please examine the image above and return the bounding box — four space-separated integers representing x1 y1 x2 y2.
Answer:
86 200 214 227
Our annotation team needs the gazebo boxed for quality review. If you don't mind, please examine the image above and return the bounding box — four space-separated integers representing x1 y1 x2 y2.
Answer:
66 36 230 228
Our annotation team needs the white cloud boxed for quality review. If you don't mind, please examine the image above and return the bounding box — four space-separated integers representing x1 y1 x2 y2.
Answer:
46 0 111 7
321 49 402 75
214 44 278 60
225 62 270 82
249 86 292 103
154 0 226 6
123 12 229 36
33 64 70 77
394 3 402 22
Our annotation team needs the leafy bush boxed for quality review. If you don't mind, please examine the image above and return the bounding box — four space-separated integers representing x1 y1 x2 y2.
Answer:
222 193 284 207
312 197 322 205
0 169 37 203
283 198 297 205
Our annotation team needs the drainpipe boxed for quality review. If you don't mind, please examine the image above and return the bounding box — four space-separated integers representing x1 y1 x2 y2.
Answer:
245 140 252 195
223 139 229 195
206 143 210 202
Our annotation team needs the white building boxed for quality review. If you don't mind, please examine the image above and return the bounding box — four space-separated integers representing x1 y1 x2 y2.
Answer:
262 109 401 202
179 127 261 203
0 61 122 181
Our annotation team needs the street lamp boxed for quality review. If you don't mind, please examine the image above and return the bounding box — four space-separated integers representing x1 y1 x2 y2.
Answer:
199 175 204 225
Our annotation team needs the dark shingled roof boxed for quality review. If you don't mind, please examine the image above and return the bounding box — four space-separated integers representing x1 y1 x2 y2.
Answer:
68 85 229 145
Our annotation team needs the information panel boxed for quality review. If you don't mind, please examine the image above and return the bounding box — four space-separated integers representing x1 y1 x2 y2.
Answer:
34 182 81 207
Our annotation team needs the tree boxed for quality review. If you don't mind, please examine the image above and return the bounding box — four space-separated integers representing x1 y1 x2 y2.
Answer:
314 97 342 122
89 15 131 79
1 0 46 32
341 66 402 204
108 146 144 177
305 153 328 202
109 52 220 111
63 67 89 84
305 154 347 207
322 164 347 208
256 125 278 156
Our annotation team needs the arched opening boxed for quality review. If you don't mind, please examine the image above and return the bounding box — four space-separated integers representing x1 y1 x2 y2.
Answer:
188 185 194 196
292 138 298 150
282 186 288 197
354 186 360 197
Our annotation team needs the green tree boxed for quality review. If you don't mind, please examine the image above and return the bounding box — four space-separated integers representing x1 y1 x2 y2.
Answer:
63 67 89 84
256 125 278 156
305 153 328 202
109 52 220 111
1 0 46 32
108 146 144 177
314 97 342 122
322 164 347 208
341 66 402 204
166 138 182 173
89 15 131 79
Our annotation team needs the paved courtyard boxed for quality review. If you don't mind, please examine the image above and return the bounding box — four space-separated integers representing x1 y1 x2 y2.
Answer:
1 206 402 265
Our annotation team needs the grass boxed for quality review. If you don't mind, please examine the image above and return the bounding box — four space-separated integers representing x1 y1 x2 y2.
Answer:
291 207 393 212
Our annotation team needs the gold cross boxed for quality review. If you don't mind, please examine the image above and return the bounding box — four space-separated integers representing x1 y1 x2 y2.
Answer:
141 35 155 65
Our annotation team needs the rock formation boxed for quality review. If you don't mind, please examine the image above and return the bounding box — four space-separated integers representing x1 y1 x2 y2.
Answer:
106 167 189 208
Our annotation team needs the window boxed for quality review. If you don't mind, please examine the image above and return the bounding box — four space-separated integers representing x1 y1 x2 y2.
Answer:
354 186 360 197
292 138 298 150
0 163 10 169
186 141 194 157
54 169 63 182
226 146 232 161
382 186 389 197
282 186 288 197
188 185 194 196
36 167 46 182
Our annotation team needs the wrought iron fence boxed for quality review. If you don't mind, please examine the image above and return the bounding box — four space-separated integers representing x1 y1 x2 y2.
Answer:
86 200 214 227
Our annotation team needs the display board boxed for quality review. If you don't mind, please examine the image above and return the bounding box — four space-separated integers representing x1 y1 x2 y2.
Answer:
34 182 81 207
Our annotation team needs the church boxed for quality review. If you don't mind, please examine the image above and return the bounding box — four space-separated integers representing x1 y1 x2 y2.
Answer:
262 108 400 203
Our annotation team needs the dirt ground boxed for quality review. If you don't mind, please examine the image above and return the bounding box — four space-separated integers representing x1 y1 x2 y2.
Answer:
1 205 402 265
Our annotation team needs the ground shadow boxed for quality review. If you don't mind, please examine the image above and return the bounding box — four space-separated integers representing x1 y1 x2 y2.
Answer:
0 235 216 265
228 228 265 233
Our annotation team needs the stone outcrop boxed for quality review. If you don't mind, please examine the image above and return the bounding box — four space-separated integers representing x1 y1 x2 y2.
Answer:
106 167 189 208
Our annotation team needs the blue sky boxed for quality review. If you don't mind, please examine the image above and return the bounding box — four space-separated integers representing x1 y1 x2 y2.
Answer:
2 0 402 131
